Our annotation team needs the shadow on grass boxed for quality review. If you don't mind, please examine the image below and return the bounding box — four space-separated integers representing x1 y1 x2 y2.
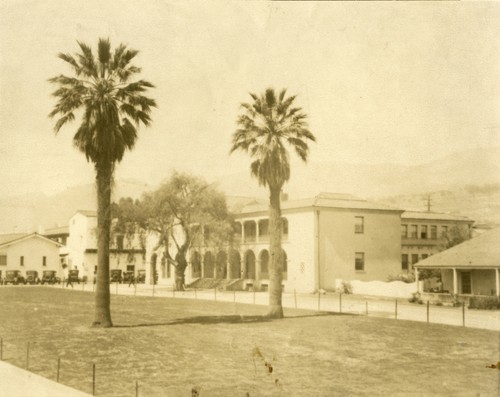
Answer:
114 311 350 328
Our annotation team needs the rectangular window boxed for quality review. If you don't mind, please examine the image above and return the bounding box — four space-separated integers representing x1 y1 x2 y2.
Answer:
20 256 24 266
411 254 419 265
441 226 448 238
354 216 364 234
420 225 428 239
116 235 124 250
126 264 135 272
355 252 365 271
410 225 418 238
430 225 437 239
401 254 408 270
401 225 408 238
42 256 47 266
0 255 6 266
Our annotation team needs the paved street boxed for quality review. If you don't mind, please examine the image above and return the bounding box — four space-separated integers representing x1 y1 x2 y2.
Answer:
55 283 500 332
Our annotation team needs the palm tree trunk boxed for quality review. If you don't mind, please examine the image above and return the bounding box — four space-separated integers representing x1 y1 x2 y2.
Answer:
92 161 113 328
266 186 284 319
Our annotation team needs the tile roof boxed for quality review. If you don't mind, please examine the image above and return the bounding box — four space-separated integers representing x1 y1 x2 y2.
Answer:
415 228 500 269
237 192 402 215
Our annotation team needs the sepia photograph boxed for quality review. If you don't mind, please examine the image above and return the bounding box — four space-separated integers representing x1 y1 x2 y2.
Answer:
0 1 499 396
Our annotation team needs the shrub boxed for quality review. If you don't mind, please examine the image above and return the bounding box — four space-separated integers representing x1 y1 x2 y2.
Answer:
341 281 352 294
468 296 500 310
408 292 423 304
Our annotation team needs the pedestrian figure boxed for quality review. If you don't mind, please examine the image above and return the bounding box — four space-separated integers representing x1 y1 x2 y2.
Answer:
128 273 135 287
63 265 73 288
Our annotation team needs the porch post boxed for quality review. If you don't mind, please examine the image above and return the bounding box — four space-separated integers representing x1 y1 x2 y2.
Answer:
496 268 500 298
453 268 458 295
415 267 420 292
255 220 260 244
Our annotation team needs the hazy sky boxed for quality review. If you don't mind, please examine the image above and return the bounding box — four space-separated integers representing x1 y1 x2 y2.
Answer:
1 0 499 197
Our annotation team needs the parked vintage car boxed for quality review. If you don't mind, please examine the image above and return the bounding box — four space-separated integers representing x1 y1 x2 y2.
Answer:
110 269 123 283
122 271 135 284
4 270 26 285
136 269 146 284
41 270 61 285
25 270 40 285
68 269 81 284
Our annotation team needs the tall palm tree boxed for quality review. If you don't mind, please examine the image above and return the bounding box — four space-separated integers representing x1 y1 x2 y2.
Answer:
230 88 315 318
49 39 156 327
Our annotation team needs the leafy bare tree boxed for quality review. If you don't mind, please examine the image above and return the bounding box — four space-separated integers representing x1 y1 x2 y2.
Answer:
230 88 315 318
48 39 156 327
143 172 234 290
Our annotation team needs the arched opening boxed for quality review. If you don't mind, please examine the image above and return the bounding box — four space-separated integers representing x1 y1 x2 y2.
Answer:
191 251 201 278
259 249 269 279
244 250 256 279
243 221 257 243
203 251 214 278
229 250 241 279
216 251 227 279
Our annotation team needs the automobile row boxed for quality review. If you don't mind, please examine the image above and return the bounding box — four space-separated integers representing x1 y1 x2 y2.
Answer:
0 269 146 285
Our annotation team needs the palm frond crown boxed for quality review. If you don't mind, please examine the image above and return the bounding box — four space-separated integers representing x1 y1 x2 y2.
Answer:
230 88 315 189
48 38 156 166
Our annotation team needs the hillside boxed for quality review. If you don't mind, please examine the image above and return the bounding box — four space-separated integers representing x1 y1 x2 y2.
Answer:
0 147 498 233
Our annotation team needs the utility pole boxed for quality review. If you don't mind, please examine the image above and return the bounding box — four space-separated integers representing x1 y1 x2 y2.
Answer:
425 195 432 212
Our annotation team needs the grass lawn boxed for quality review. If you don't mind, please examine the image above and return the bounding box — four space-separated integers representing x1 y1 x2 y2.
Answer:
0 287 498 397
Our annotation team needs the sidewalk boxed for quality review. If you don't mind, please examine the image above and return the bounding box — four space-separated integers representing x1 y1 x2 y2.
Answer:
0 361 92 397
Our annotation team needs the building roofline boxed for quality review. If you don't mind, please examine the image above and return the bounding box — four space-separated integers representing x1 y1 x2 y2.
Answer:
0 232 64 249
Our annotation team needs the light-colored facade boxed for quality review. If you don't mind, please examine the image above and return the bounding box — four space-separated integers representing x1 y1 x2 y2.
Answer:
66 211 146 281
147 193 404 293
400 211 474 273
0 233 63 280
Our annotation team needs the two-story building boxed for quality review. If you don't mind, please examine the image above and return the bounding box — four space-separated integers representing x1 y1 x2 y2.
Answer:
400 211 474 273
147 193 404 293
65 210 146 281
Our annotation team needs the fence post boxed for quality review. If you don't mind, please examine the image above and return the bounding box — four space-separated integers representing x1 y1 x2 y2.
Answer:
92 363 96 396
173 288 175 298
339 293 342 313
462 301 465 327
116 282 118 295
317 291 321 311
134 283 137 296
395 299 398 320
233 290 236 303
294 289 297 309
426 301 430 323
26 342 30 370
214 287 217 301
152 282 155 297
194 287 197 300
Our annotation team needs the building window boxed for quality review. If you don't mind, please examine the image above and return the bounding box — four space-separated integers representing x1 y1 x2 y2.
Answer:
411 254 419 265
127 264 135 272
20 256 24 266
410 225 418 238
430 225 437 239
420 226 428 239
42 256 47 266
116 235 124 250
441 226 448 238
401 254 408 270
354 216 364 234
0 255 6 266
281 218 289 238
401 225 408 238
355 252 365 271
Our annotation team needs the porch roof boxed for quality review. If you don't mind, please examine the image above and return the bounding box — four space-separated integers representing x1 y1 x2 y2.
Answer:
414 228 500 269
